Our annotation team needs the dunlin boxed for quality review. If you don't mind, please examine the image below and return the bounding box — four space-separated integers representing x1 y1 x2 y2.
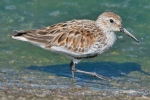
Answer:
12 12 138 80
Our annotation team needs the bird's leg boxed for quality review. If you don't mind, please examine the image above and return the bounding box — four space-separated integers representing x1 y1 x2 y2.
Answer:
75 69 110 80
70 61 76 82
70 61 110 81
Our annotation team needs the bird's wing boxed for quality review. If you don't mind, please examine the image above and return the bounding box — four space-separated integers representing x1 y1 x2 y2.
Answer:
12 20 106 57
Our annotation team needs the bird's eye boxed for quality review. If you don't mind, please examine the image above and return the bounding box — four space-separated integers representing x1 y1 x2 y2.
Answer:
110 19 114 23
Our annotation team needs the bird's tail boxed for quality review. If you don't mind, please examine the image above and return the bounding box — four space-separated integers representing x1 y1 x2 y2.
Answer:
11 30 28 41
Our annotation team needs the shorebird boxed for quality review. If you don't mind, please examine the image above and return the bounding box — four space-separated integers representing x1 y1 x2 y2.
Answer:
12 12 138 80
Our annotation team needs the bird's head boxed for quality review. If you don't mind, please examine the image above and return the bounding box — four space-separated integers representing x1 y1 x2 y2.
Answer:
96 12 138 42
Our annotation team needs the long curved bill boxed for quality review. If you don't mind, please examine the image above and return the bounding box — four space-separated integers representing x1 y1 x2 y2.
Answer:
120 27 139 42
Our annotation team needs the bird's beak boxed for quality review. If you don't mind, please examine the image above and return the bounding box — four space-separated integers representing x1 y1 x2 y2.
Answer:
120 27 139 42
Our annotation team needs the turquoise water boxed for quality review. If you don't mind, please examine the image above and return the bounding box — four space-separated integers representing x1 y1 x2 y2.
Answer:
0 0 150 98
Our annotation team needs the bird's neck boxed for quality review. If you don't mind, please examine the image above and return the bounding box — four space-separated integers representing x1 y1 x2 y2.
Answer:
97 31 117 54
105 31 117 47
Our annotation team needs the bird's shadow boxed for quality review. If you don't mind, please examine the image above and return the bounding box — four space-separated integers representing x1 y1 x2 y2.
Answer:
27 62 150 80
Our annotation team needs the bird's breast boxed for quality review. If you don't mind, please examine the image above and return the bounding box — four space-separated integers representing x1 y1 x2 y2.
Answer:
88 32 117 55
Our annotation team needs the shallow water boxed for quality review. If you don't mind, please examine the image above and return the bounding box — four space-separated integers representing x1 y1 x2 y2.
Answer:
0 0 150 99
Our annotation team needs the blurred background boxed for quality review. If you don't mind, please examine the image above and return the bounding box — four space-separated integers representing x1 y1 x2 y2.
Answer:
0 0 150 98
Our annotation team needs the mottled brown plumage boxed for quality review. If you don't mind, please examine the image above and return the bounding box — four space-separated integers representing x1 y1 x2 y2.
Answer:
13 19 108 58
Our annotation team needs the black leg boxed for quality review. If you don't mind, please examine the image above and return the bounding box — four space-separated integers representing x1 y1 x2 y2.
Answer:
70 61 76 82
75 69 110 80
70 61 110 81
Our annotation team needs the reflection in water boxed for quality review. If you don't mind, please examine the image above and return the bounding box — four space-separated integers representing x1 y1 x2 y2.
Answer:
28 62 149 79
